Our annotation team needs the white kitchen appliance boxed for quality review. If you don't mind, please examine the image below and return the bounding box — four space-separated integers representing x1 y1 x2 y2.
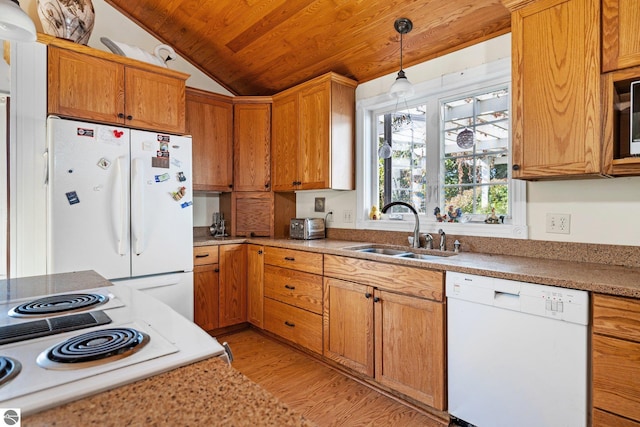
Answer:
45 117 194 319
0 283 229 415
446 272 589 427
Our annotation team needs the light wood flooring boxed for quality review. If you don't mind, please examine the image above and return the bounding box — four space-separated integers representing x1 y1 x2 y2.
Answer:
220 328 446 427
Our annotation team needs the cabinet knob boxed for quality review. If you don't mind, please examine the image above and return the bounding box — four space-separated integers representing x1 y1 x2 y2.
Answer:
265 182 270 189
284 321 295 328
228 184 233 189
257 250 263 255
373 297 380 303
365 292 372 299
126 115 133 121
512 164 520 171
214 268 219 273
118 113 125 119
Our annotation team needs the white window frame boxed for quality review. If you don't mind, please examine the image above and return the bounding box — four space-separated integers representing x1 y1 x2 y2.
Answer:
355 57 528 239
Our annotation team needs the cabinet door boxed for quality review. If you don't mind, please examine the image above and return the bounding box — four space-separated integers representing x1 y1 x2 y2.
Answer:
602 0 640 72
186 90 233 191
124 67 186 134
323 277 374 376
511 0 601 178
299 80 331 189
271 92 299 191
374 289 446 410
48 47 125 124
233 102 271 191
219 244 248 327
247 244 264 328
194 264 219 331
593 334 640 423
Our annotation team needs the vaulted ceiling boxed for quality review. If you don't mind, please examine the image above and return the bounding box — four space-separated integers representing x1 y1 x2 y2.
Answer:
105 0 511 96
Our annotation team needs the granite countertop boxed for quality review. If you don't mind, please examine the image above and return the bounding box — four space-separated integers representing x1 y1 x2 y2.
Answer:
194 236 640 298
24 357 315 427
0 271 113 303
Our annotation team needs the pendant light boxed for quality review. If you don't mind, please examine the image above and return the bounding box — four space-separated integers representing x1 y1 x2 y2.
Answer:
0 0 36 43
389 18 414 98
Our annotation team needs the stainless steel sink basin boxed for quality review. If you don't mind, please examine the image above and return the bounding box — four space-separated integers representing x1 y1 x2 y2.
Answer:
396 252 456 260
355 247 412 256
345 244 457 260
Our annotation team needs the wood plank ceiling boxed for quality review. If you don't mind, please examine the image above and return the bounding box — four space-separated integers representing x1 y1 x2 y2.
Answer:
105 0 511 96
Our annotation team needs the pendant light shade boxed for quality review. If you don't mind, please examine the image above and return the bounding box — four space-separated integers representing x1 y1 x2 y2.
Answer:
0 0 37 43
389 18 413 98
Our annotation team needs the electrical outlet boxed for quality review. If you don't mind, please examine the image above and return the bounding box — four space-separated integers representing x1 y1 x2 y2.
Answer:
343 209 354 223
546 213 571 234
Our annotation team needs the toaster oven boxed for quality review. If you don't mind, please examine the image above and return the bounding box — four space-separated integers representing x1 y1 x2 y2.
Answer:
290 218 325 240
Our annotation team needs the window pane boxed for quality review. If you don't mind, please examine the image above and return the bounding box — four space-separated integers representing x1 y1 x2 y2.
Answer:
441 87 510 218
376 106 427 213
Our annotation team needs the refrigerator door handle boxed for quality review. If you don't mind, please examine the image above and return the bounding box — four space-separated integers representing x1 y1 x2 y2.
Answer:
112 156 128 256
42 150 48 185
131 158 145 256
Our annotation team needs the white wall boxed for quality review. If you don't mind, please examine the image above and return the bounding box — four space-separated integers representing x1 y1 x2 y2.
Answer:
19 0 232 95
297 33 640 246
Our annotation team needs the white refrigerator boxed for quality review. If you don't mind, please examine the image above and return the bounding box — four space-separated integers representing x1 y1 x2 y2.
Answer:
46 116 194 319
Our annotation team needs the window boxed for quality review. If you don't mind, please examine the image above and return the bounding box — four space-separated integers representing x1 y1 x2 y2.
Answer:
376 106 427 213
357 57 527 238
441 88 510 220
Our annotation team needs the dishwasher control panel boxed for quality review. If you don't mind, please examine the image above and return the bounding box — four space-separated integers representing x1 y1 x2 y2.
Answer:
446 272 589 325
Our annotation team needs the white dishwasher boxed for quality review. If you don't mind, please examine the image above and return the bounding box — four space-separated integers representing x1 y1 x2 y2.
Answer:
446 272 589 427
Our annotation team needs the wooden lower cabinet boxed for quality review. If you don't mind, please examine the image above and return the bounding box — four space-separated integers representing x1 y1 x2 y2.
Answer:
323 255 446 411
374 289 445 409
592 294 640 424
323 278 374 376
193 263 219 331
219 244 247 328
247 244 264 328
193 246 219 331
264 298 323 354
593 409 640 427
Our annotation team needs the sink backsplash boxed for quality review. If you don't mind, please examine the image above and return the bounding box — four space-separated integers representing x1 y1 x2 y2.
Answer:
327 228 640 269
193 226 640 268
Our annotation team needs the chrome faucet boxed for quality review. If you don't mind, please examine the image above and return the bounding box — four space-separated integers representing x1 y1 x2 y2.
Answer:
382 201 420 248
422 233 433 249
438 229 446 251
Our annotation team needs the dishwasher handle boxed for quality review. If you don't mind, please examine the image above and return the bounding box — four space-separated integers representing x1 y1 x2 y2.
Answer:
494 290 521 310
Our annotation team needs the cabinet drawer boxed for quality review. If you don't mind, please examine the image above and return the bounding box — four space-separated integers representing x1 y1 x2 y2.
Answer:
324 255 444 301
264 298 322 354
193 246 219 266
593 334 640 422
264 247 322 275
593 294 640 341
593 409 640 427
264 265 322 314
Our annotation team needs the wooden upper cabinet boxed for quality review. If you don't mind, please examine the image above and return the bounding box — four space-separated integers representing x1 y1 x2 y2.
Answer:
510 0 602 179
233 98 272 191
48 47 124 125
271 93 299 192
186 88 233 191
602 0 640 72
47 44 187 134
272 72 356 191
124 67 186 134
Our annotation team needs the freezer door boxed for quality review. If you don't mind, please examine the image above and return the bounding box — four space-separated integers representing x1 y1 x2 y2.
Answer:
47 117 131 279
129 131 193 277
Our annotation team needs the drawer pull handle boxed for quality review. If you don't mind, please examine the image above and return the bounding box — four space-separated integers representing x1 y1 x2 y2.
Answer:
195 254 210 258
284 321 295 328
285 285 296 290
284 257 295 261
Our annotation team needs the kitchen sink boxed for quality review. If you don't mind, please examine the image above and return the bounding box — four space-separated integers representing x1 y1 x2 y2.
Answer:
345 244 457 260
355 247 413 256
